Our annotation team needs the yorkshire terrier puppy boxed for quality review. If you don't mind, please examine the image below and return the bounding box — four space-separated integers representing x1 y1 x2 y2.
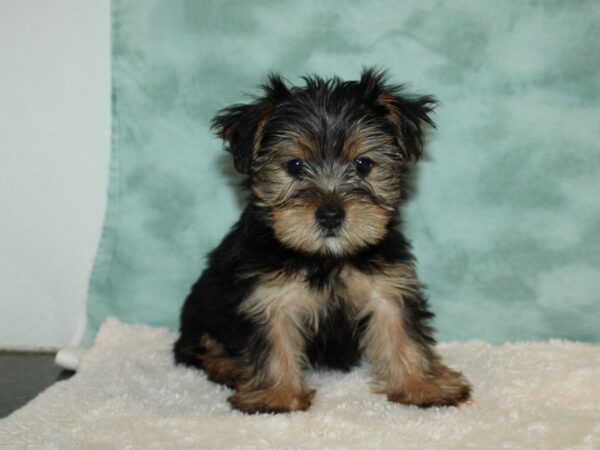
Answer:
174 69 471 414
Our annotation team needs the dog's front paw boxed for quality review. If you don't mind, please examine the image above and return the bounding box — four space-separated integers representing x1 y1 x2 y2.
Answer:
228 386 315 414
387 364 471 408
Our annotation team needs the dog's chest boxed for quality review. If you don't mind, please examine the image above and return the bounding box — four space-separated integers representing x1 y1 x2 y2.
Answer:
303 263 373 314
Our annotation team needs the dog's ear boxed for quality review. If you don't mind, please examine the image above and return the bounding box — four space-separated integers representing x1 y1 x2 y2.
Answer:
359 68 437 162
211 75 290 174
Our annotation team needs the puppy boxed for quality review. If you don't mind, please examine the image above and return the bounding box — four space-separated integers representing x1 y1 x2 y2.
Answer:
174 69 471 414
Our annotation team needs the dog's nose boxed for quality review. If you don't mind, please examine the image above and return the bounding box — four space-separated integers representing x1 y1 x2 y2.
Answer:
315 204 345 230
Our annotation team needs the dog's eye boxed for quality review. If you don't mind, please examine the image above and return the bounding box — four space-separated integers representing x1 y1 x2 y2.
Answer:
286 159 304 178
354 157 374 176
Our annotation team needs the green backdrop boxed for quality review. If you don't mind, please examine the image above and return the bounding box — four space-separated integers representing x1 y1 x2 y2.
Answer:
84 0 600 345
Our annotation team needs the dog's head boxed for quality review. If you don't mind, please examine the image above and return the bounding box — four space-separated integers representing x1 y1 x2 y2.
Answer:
212 68 436 256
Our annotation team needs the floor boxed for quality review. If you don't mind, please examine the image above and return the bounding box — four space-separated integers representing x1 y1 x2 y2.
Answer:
0 352 73 419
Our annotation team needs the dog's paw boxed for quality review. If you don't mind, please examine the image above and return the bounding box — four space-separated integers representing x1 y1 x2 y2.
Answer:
386 364 471 408
228 386 315 414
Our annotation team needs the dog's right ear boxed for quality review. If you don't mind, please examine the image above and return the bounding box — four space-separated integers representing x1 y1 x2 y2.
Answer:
211 75 290 174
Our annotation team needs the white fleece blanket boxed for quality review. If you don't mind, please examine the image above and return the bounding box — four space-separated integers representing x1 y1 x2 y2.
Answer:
1 318 599 449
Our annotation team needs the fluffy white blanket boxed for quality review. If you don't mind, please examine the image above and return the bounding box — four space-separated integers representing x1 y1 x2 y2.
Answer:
1 318 599 449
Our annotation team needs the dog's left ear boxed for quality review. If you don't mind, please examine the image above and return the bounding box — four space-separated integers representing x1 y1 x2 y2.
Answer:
211 75 290 174
359 68 437 162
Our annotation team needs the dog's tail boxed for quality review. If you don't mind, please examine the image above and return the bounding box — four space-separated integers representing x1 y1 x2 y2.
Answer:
173 332 204 369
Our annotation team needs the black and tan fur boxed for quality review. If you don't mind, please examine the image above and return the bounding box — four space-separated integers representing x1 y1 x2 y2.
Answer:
174 69 471 413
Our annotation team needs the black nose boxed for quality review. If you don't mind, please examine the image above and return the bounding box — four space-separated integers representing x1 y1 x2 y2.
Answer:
315 204 345 230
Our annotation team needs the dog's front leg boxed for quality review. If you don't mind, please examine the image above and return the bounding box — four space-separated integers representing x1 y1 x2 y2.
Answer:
228 275 319 414
346 264 471 407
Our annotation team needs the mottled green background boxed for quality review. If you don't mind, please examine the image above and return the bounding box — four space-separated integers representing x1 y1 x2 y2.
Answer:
85 0 600 344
